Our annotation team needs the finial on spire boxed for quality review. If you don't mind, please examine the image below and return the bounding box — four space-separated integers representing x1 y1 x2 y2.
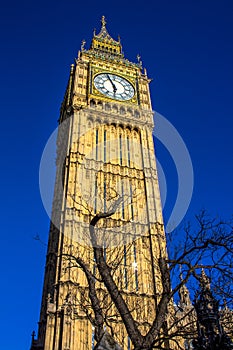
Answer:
81 39 86 51
137 54 142 67
101 15 106 27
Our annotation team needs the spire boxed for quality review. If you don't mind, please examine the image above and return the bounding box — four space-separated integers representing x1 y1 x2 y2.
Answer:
90 16 123 56
94 15 113 41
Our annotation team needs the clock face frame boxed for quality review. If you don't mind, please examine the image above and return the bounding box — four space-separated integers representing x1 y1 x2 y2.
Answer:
93 73 135 101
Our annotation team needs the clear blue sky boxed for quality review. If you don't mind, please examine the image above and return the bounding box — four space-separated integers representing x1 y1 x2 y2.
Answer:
0 0 232 348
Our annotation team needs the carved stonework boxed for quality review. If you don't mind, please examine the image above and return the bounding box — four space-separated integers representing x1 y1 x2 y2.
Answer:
193 271 233 350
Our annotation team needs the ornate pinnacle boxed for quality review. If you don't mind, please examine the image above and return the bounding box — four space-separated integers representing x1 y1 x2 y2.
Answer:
200 268 211 290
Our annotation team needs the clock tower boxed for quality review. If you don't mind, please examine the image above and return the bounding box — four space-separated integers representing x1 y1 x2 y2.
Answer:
31 17 167 350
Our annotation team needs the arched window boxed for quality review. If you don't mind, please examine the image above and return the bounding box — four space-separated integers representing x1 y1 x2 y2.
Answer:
134 110 140 118
104 129 107 162
124 245 128 289
133 242 138 291
97 101 103 109
127 108 133 116
112 105 118 114
119 133 123 166
120 107 125 115
95 129 99 160
105 103 111 112
127 136 130 167
90 99 96 107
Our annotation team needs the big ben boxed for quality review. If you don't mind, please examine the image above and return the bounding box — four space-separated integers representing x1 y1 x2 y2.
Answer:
31 17 169 350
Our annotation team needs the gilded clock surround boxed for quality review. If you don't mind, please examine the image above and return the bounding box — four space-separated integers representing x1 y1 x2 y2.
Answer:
93 73 135 101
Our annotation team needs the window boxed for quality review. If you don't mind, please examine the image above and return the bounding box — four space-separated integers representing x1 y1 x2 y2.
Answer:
105 104 110 111
95 129 98 160
127 136 130 167
124 245 128 289
104 130 107 162
119 134 122 165
135 111 140 118
104 180 107 212
129 182 134 219
120 107 125 115
133 242 138 291
121 182 125 219
90 99 96 107
94 177 98 213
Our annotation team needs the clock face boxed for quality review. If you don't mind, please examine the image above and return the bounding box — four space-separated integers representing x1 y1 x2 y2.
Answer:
94 73 135 101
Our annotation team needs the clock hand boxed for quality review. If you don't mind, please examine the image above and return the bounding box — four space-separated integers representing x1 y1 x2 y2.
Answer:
106 74 117 93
